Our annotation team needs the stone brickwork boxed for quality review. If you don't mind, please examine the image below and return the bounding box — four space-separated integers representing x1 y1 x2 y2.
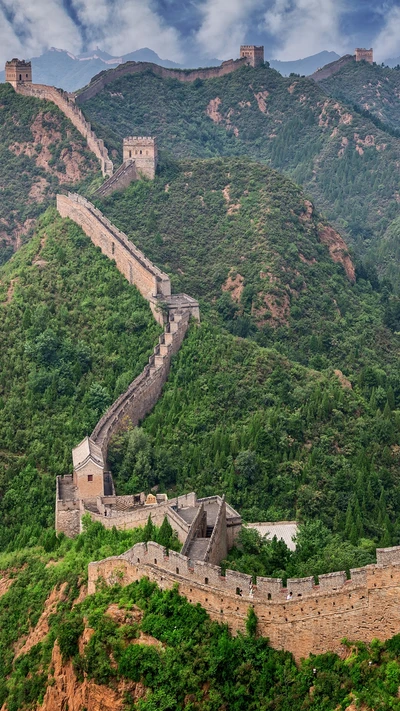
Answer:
75 58 249 104
355 48 373 64
13 81 113 176
94 160 138 198
89 542 400 661
240 46 265 68
123 137 158 179
5 59 32 89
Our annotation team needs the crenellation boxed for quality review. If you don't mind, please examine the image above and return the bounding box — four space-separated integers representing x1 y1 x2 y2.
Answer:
317 570 347 590
286 576 314 596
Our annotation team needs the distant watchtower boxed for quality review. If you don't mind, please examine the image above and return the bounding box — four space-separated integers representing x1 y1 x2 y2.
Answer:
355 48 373 64
240 45 264 68
5 58 32 89
123 137 158 179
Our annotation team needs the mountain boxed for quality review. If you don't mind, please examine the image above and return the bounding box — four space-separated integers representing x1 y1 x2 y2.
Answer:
0 47 183 92
269 50 341 76
96 157 400 547
0 48 346 94
0 82 99 266
315 56 400 133
79 61 400 280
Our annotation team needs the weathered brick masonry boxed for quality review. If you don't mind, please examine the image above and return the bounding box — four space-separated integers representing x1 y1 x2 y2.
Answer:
89 543 400 662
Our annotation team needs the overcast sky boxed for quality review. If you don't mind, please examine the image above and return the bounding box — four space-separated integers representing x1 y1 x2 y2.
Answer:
1 0 400 66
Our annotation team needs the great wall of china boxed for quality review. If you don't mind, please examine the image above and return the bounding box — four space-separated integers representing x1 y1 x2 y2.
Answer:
6 52 400 662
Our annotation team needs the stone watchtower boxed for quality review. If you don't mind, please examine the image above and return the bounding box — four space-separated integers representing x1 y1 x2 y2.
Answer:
240 45 264 68
123 137 158 179
355 48 373 64
5 59 32 89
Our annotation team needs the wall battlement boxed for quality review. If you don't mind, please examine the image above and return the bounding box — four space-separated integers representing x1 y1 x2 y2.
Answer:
89 541 400 661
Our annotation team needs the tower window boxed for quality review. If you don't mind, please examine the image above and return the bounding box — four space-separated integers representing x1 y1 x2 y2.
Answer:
87 474 93 482
140 150 142 154
19 74 22 81
129 150 132 158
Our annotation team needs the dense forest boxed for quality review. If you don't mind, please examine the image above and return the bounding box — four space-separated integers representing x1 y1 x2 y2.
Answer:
317 59 400 133
98 157 400 366
0 83 99 266
1 522 400 711
81 62 400 275
0 209 160 549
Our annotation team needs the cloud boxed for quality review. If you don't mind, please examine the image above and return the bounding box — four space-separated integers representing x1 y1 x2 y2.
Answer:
71 0 184 60
0 0 81 65
374 5 400 61
195 0 260 60
264 0 347 60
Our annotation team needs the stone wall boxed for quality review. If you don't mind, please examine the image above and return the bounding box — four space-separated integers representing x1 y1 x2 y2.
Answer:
14 83 113 176
90 311 189 453
76 58 249 104
56 193 171 303
94 160 137 198
88 542 400 661
204 498 227 565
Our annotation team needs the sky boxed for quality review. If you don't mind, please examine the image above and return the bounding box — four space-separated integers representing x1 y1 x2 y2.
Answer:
1 0 400 67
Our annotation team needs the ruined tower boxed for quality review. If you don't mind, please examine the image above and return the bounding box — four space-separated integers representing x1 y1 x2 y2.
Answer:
5 59 32 89
240 45 264 68
355 48 373 64
123 137 158 179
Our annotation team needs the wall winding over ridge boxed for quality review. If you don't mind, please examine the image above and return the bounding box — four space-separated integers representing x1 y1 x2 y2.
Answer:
75 58 249 103
57 193 171 304
89 542 400 662
15 83 113 176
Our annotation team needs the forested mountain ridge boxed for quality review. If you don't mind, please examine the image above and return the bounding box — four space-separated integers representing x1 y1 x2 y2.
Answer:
0 83 99 267
0 209 160 549
98 157 400 371
316 58 400 133
81 63 400 273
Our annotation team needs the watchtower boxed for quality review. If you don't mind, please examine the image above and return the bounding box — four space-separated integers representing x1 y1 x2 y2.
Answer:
5 59 32 89
240 45 264 68
355 48 373 64
123 137 158 179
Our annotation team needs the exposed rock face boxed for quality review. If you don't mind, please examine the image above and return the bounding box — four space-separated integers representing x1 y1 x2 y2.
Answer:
16 583 68 658
40 641 146 711
318 224 356 283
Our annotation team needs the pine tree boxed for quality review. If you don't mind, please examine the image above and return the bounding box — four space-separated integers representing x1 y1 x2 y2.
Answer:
157 516 173 548
143 515 156 543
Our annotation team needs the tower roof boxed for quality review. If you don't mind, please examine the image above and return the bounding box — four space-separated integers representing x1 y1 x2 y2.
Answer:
72 436 104 470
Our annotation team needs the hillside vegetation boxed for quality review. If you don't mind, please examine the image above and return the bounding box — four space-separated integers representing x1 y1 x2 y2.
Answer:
0 83 99 266
1 524 400 711
316 59 400 133
0 209 160 549
82 63 400 266
98 158 400 370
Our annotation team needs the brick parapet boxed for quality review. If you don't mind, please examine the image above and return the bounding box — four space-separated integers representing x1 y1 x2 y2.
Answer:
88 542 400 660
75 58 249 104
14 83 113 176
